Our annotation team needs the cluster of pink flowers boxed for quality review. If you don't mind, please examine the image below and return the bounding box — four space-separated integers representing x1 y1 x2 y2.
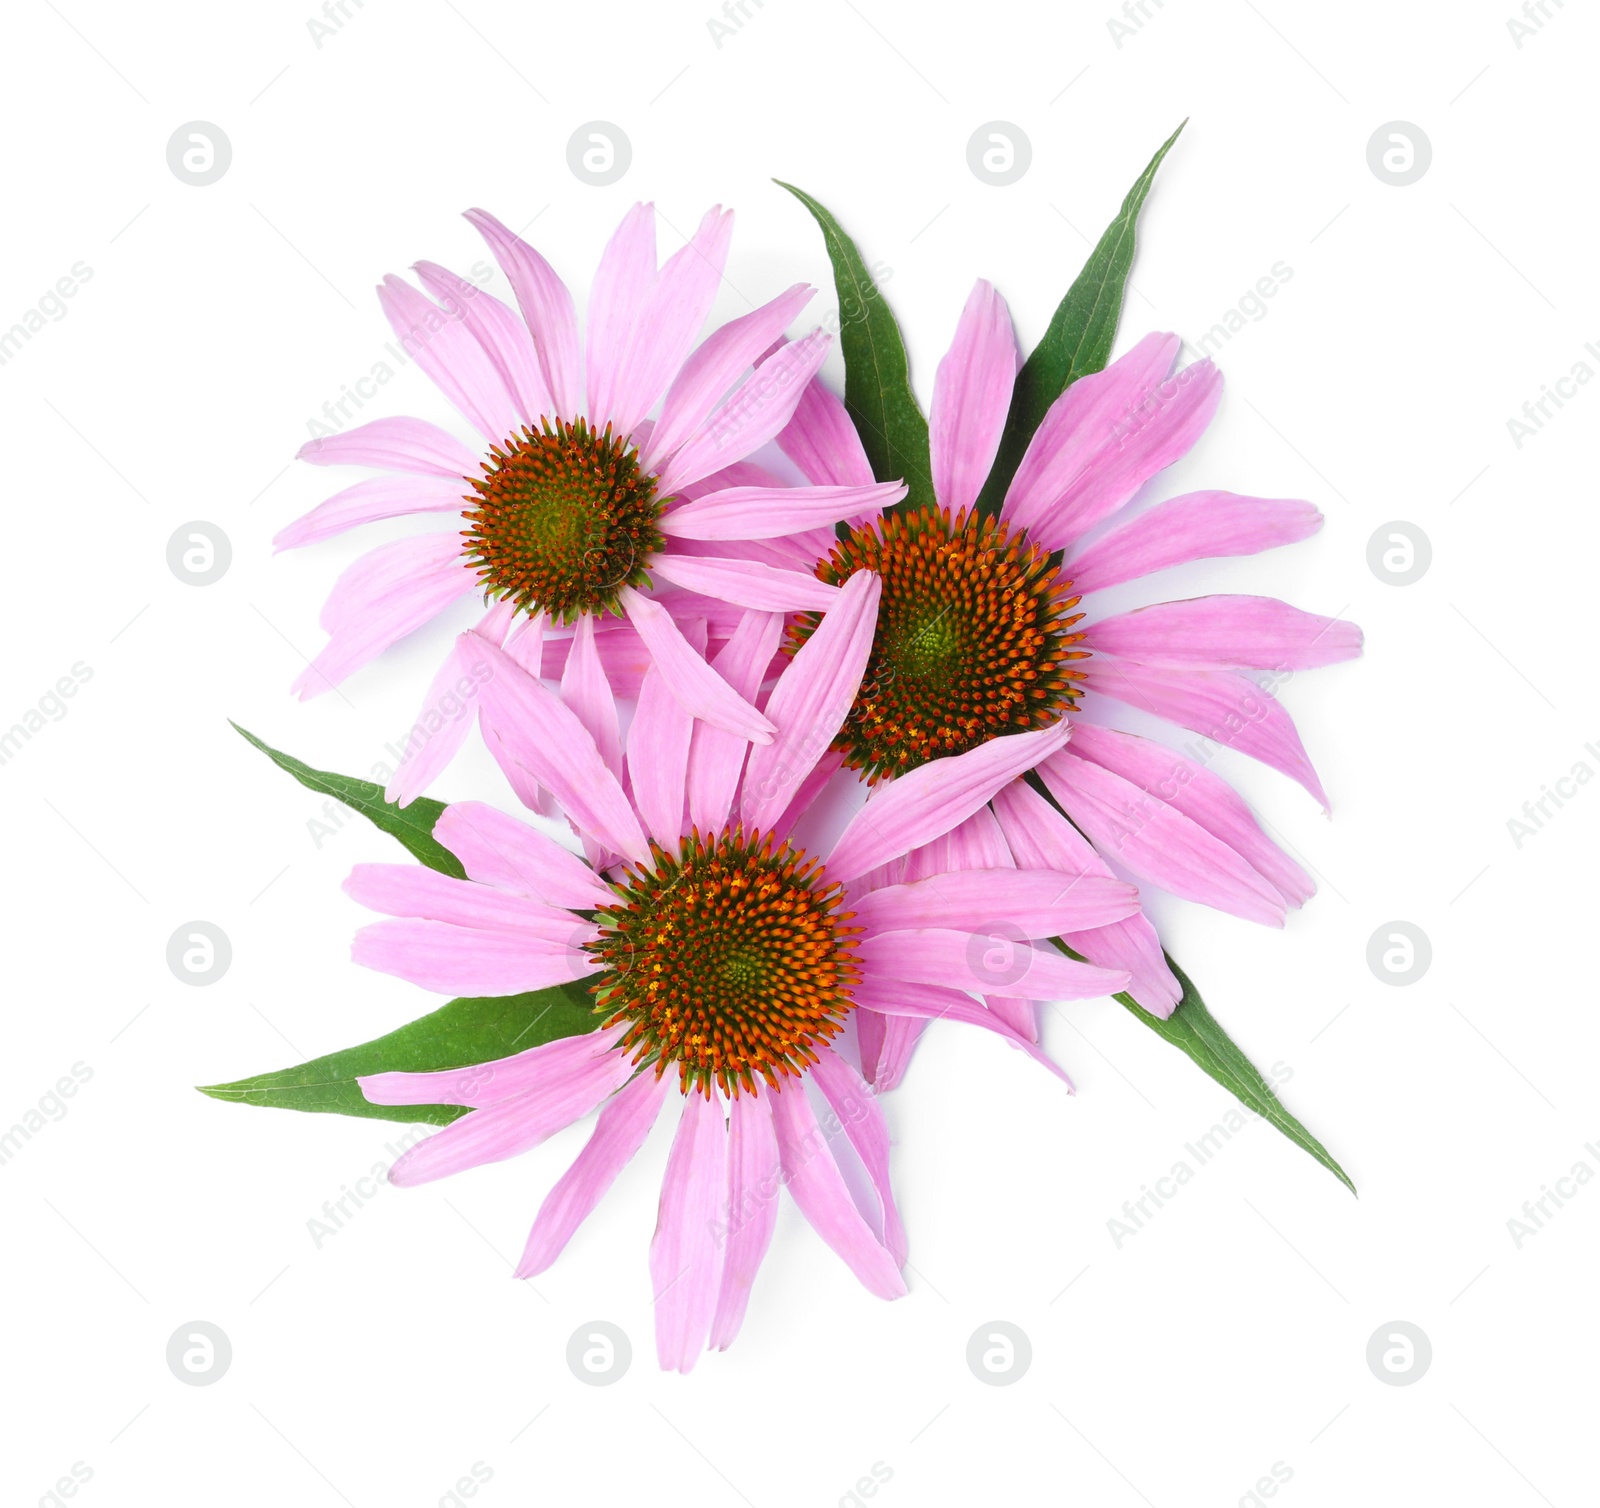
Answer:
272 201 1359 1370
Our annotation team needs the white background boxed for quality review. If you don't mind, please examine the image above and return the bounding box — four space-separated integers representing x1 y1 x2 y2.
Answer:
2 1 1595 1504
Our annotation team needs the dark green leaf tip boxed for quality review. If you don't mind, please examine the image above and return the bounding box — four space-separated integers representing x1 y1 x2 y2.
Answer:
975 120 1187 519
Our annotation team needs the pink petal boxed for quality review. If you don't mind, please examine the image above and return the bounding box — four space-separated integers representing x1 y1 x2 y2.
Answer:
767 747 846 846
669 457 781 507
475 596 518 641
742 571 881 832
585 202 658 429
687 611 786 833
861 852 905 896
651 1092 728 1373
1030 359 1224 554
468 650 549 817
905 805 1012 877
856 1007 887 1084
379 1046 633 1188
629 654 695 848
464 208 581 417
297 415 479 477
810 1048 907 1266
1037 749 1286 925
768 1083 906 1300
859 928 1128 1000
384 639 484 807
503 609 546 672
777 372 876 487
292 533 476 698
990 778 1180 1018
473 637 652 864
634 586 751 642
1067 722 1314 907
646 284 815 470
674 445 793 500
915 810 1036 1043
617 206 734 436
652 550 841 612
824 721 1072 883
852 868 1139 937
1086 596 1363 671
434 800 614 909
1066 492 1323 594
560 615 622 779
352 917 597 996
909 809 1040 1041
343 863 591 941
619 586 775 743
1001 332 1179 534
377 274 521 445
467 614 540 813
313 531 465 635
677 529 840 571
537 619 656 697
929 279 1019 514
710 1091 782 1350
414 260 554 427
982 995 1039 1043
655 330 832 495
1084 659 1330 808
868 1015 925 1091
852 979 1071 1085
274 475 468 551
516 1069 669 1277
659 481 906 541
360 1024 624 1108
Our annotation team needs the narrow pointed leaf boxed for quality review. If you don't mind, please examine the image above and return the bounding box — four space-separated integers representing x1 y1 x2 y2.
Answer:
196 983 601 1125
1058 938 1355 1194
976 121 1186 518
775 180 935 516
1119 957 1353 1193
1023 770 1352 1192
231 720 464 879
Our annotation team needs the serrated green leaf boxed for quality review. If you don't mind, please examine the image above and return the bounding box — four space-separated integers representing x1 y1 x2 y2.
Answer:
197 984 601 1125
975 121 1186 519
775 180 935 517
1117 958 1355 1195
231 720 464 879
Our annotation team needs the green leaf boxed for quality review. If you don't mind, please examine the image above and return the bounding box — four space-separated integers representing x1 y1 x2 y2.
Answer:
775 180 936 517
975 121 1186 519
210 726 604 1123
197 984 601 1125
1117 957 1356 1195
231 721 464 879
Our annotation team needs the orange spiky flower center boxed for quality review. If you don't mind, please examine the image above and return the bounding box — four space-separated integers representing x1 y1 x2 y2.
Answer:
461 416 664 623
788 506 1088 782
588 829 859 1099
